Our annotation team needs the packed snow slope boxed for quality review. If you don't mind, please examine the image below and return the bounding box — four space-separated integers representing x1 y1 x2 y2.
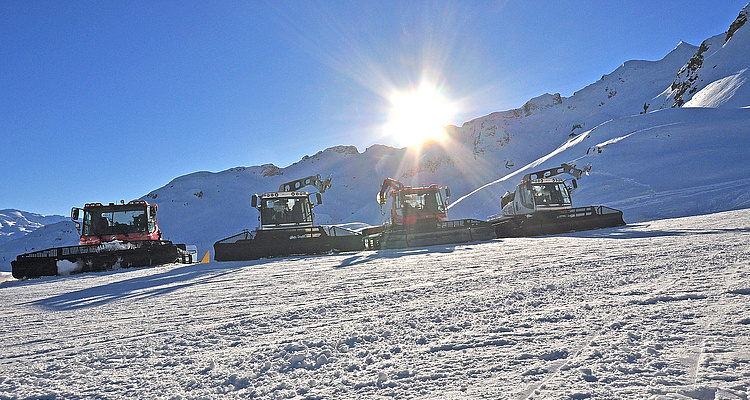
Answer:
1 4 749 267
1 209 749 399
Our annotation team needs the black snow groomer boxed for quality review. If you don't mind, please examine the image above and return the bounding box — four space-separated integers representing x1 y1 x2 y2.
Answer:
489 163 625 238
363 178 496 249
213 175 365 261
11 200 186 279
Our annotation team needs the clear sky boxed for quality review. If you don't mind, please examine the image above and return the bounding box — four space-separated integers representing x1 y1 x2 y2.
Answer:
2 1 747 216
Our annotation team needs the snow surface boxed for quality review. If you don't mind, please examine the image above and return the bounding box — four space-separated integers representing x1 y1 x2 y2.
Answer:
0 209 748 399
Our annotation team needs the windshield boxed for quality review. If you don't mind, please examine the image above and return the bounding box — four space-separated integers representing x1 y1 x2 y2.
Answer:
531 182 571 207
400 190 445 216
260 197 312 225
83 206 149 236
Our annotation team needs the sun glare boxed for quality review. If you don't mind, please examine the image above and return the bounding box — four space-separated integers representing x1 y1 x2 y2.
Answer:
384 83 457 147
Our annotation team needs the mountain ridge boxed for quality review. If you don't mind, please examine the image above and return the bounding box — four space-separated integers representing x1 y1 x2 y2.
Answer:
0 209 66 246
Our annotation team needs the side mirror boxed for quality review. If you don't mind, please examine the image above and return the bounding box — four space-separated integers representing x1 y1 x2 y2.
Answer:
316 193 323 205
444 187 451 198
251 194 258 208
150 205 158 216
571 179 578 189
71 208 81 235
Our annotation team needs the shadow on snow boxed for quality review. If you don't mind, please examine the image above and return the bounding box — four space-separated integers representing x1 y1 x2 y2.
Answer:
334 244 460 268
20 261 252 311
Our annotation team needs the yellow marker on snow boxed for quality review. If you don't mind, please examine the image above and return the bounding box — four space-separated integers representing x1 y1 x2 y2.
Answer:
199 251 210 264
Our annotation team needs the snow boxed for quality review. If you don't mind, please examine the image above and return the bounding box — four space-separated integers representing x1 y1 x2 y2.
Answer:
0 209 67 245
0 221 80 273
97 240 135 253
656 6 750 109
684 69 748 108
56 259 83 276
0 209 748 398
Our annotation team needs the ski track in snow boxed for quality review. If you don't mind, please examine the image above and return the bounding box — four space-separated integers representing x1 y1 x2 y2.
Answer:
0 209 749 399
593 122 684 148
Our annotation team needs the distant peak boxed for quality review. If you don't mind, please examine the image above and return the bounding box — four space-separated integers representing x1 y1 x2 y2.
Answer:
261 164 283 177
522 93 562 116
289 145 360 168
661 41 699 62
322 145 359 155
364 143 399 153
674 41 694 50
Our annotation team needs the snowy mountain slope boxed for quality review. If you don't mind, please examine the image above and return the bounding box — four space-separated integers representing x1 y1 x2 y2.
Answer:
0 221 79 271
656 5 750 108
0 209 66 245
142 145 416 251
1 209 748 398
452 39 699 157
448 107 750 223
569 109 750 221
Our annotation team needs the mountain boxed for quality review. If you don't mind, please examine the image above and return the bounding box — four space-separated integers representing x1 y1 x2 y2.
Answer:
0 209 67 245
145 4 749 254
143 39 706 250
656 5 749 108
2 4 749 270
0 220 79 270
0 210 73 271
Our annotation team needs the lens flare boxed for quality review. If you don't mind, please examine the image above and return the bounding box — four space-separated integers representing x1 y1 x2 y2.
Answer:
383 82 458 147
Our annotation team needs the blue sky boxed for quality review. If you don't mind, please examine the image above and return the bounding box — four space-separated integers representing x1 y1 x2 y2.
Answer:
2 1 747 216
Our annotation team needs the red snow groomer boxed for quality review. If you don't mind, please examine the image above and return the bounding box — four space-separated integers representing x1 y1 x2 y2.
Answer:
76 200 163 245
11 200 188 279
363 178 495 249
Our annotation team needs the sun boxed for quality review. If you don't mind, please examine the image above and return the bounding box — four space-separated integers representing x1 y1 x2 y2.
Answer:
384 82 458 147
